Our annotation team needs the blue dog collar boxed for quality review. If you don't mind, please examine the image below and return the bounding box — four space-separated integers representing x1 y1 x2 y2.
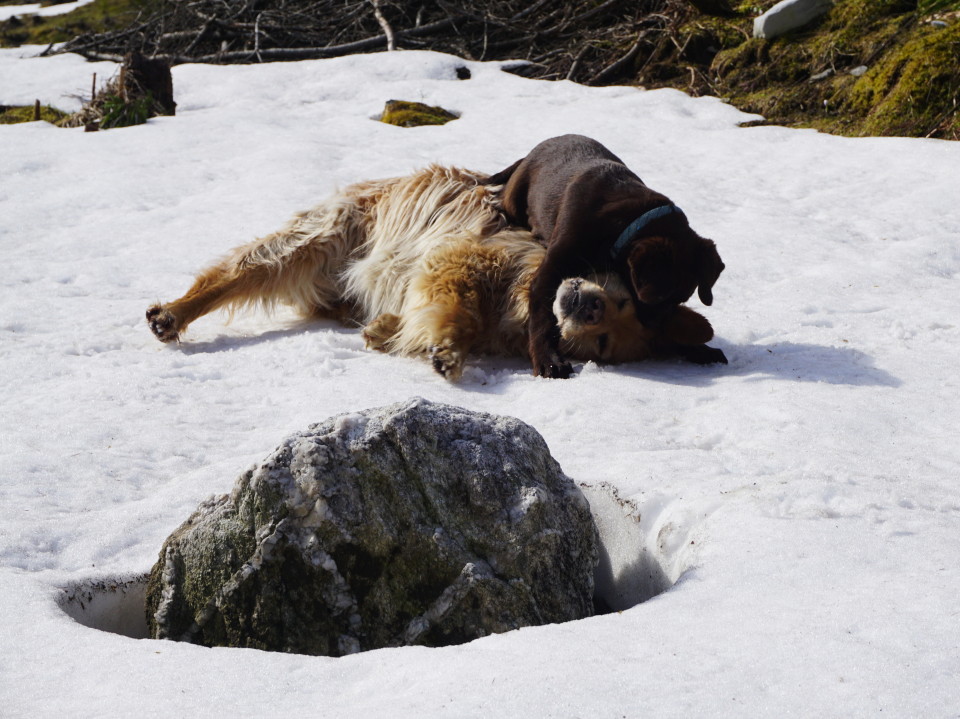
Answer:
610 204 684 259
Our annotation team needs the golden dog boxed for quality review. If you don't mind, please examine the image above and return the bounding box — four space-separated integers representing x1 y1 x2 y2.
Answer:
146 166 714 379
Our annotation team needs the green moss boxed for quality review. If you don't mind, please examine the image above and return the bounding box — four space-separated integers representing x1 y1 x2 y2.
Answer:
919 0 960 11
826 0 918 26
704 0 959 138
675 15 750 66
379 100 458 128
0 0 151 48
732 1 781 12
0 103 68 124
851 21 960 137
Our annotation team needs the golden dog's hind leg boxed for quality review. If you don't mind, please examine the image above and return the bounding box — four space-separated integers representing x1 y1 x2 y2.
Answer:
146 245 335 343
147 220 355 343
146 258 270 343
146 178 385 343
425 297 485 381
409 247 499 380
145 230 325 344
362 306 481 381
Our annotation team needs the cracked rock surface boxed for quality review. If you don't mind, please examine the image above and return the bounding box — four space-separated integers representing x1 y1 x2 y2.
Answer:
145 398 598 656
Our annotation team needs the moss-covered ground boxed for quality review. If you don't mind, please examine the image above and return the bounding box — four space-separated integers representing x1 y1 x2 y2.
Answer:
0 0 148 48
379 100 459 128
664 0 960 139
0 102 68 123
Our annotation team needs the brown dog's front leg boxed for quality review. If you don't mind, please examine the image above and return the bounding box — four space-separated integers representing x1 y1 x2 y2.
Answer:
528 322 572 378
527 270 573 379
525 186 605 378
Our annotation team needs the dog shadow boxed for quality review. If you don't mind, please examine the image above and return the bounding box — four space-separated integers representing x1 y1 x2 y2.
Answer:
604 340 901 389
167 322 900 390
723 340 900 387
174 321 365 356
462 339 900 391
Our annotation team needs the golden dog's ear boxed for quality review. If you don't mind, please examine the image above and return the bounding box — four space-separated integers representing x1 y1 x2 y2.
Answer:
696 239 724 306
661 306 714 345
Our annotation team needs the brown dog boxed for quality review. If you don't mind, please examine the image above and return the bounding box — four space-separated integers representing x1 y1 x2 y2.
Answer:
487 134 726 378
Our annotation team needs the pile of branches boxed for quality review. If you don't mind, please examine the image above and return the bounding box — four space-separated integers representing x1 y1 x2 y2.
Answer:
48 0 706 85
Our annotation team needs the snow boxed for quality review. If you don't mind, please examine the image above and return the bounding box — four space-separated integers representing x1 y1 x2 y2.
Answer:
2 44 960 717
0 0 95 23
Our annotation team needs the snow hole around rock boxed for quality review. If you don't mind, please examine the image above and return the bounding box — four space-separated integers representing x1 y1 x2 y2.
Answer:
57 482 699 642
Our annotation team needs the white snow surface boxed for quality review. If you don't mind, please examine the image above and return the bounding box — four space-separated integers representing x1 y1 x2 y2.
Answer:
2 45 960 717
0 0 95 23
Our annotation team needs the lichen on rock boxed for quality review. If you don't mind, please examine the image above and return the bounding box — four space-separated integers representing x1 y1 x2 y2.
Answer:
145 398 598 656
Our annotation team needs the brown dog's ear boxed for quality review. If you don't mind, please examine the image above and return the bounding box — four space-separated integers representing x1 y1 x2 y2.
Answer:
696 240 724 306
625 238 670 305
625 242 649 296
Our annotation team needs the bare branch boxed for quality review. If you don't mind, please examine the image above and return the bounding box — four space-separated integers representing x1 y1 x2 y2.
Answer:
253 12 263 61
588 31 649 85
47 0 689 93
369 0 396 51
566 45 590 82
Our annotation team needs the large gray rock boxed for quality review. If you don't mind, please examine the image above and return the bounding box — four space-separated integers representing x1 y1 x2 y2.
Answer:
753 0 833 39
146 398 598 656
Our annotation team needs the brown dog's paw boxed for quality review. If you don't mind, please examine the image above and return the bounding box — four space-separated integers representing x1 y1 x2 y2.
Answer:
532 352 573 379
429 341 466 381
679 344 727 365
146 305 181 343
530 335 573 378
362 314 401 353
549 361 574 378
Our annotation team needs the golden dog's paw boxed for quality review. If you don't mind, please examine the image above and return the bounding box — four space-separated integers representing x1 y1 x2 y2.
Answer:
662 307 714 346
146 305 181 343
362 314 401 352
429 341 465 381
